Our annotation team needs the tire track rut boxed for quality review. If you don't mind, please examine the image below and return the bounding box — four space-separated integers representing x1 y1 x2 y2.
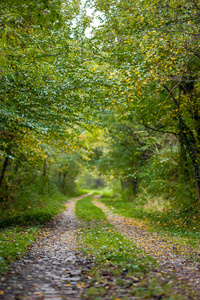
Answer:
94 200 200 299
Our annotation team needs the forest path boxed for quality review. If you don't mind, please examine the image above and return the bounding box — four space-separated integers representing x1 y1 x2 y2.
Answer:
94 200 200 299
1 195 200 299
0 194 92 300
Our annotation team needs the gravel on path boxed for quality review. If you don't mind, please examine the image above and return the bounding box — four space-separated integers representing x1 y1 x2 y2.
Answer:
94 200 200 299
0 195 92 300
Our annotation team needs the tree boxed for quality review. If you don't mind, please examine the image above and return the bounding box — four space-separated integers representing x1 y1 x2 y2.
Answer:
84 0 200 203
0 0 85 198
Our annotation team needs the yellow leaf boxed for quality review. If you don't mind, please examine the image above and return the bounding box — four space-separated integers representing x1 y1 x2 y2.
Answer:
66 283 71 287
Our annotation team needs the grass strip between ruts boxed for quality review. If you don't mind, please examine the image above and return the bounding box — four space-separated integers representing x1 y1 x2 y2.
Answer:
75 197 183 300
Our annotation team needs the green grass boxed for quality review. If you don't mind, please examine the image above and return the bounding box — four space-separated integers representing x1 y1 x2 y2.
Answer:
0 226 39 273
100 196 200 250
78 188 114 198
0 190 67 228
76 197 107 222
75 197 184 299
0 189 69 273
76 198 154 272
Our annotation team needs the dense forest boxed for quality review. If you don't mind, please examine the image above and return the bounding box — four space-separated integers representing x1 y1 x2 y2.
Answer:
1 2 200 299
1 0 200 267
1 0 200 213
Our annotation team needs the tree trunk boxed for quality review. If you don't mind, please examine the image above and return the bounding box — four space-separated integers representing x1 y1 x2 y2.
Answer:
41 158 48 194
179 117 200 203
0 156 9 190
163 84 200 203
43 158 47 177
58 171 61 189
120 178 124 191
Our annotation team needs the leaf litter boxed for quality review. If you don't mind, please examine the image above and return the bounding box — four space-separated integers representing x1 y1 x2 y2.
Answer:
1 194 200 299
94 200 200 299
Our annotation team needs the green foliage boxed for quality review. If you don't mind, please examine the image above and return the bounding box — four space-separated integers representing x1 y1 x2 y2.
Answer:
84 0 200 204
0 188 67 228
78 168 106 190
0 0 85 207
53 152 80 196
140 142 198 210
0 0 66 143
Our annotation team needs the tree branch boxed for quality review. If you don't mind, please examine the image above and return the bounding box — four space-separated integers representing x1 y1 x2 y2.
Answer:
142 118 177 136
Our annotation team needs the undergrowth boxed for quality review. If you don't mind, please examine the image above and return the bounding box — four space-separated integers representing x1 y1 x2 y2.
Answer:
0 189 68 273
100 195 200 249
0 190 67 228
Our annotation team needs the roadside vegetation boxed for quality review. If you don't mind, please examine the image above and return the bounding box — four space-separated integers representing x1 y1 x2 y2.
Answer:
0 226 39 274
100 192 200 251
0 189 68 274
